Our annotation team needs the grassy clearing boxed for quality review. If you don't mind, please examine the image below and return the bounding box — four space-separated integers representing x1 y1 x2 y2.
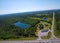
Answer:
41 32 51 40
18 37 37 40
0 37 37 40
41 21 51 30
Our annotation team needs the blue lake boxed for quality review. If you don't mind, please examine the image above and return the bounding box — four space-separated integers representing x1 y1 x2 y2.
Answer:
14 22 30 29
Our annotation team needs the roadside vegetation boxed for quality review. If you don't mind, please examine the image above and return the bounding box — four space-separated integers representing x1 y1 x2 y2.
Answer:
54 12 60 38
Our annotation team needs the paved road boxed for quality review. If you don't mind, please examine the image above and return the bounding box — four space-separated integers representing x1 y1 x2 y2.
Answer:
0 40 42 43
50 12 57 39
0 40 40 43
37 12 57 40
0 39 60 43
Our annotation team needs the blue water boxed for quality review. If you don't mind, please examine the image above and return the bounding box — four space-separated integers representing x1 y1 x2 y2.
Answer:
14 22 30 29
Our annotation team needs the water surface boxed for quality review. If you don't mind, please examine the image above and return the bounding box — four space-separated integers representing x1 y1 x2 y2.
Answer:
14 22 30 29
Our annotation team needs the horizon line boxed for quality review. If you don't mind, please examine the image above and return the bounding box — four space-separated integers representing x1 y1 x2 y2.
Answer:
0 9 60 15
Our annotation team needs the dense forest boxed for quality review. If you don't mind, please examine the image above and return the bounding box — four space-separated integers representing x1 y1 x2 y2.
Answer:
0 9 60 40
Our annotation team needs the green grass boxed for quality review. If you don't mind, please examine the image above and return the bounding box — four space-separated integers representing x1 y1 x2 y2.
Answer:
40 21 51 30
18 37 37 40
41 32 51 40
0 37 37 40
54 18 60 38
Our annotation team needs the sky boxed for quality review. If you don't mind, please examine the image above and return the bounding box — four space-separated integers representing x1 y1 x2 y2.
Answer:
0 0 60 15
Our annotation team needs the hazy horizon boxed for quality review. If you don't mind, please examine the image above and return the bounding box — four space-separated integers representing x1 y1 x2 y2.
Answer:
0 0 60 15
